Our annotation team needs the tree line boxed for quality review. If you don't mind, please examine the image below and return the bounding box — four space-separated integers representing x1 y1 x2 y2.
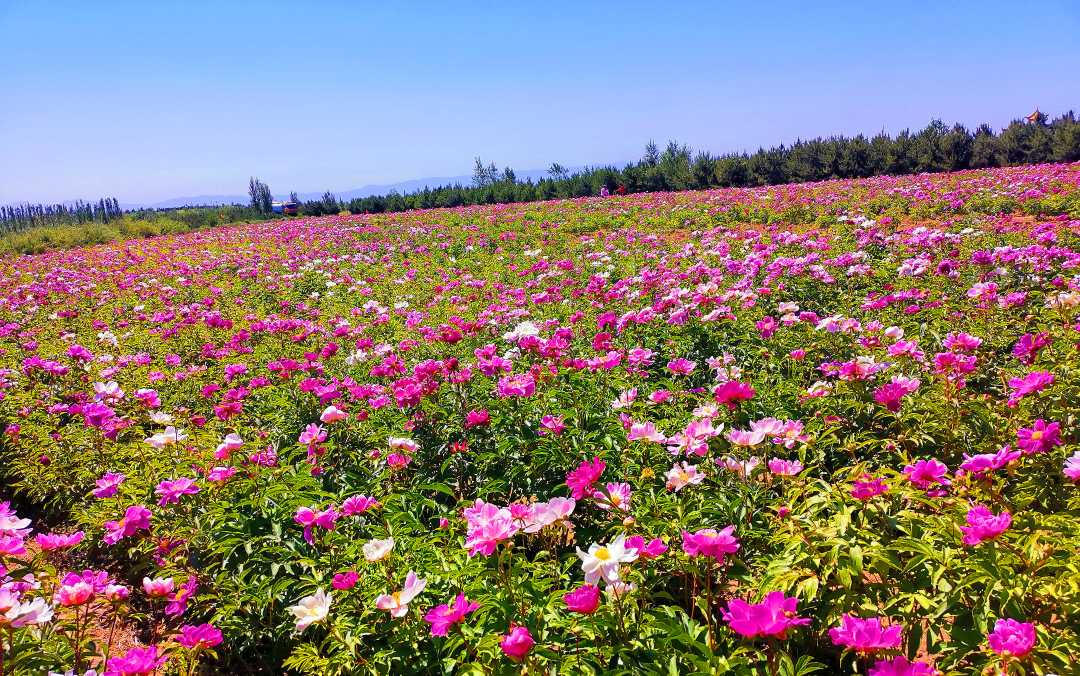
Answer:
5 111 1079 235
0 198 123 234
291 111 1079 216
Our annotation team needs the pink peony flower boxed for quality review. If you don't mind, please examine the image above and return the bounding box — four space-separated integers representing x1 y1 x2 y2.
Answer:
666 462 705 491
960 447 1021 476
987 618 1036 658
768 459 803 476
464 409 491 428
594 482 631 511
320 405 348 423
625 535 668 559
681 526 739 562
713 381 755 409
375 571 426 617
154 477 200 506
294 506 340 545
341 495 380 515
104 645 167 675
496 373 536 398
1064 451 1080 482
1015 419 1061 455
666 358 696 375
867 655 939 676
828 615 903 653
726 428 767 447
851 475 888 501
103 505 152 545
902 459 950 491
463 499 519 556
424 593 479 636
566 456 605 499
564 584 601 614
175 623 223 649
627 421 666 443
35 531 84 551
142 576 175 598
722 591 810 639
960 505 1011 546
874 376 920 412
93 472 126 498
1006 371 1054 407
56 580 95 607
539 414 566 436
332 571 359 590
499 624 536 662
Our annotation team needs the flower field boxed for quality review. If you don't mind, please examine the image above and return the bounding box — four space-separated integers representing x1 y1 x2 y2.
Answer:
2 163 1080 675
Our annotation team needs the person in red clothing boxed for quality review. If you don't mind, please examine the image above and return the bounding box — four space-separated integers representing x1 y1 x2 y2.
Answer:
615 184 627 195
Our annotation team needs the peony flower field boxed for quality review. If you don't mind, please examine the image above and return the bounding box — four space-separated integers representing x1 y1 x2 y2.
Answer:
2 163 1080 675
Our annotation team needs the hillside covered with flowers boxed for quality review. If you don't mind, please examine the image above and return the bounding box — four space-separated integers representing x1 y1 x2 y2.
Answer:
2 163 1080 675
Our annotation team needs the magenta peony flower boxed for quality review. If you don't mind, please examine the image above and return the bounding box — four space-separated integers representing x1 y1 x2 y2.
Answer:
1006 371 1054 407
594 482 632 511
682 526 740 563
566 456 606 499
902 459 950 491
332 571 359 590
960 505 1011 546
867 655 939 676
103 505 151 545
987 618 1036 658
539 414 566 436
666 358 696 375
423 593 479 636
496 373 536 398
35 530 84 551
154 477 200 506
175 623 223 649
828 614 903 653
464 409 490 428
1064 451 1080 482
625 535 668 559
104 645 167 675
563 584 601 614
960 447 1021 476
463 499 519 556
713 381 755 410
93 472 126 498
341 495 380 515
1015 419 1061 455
722 591 810 639
293 506 340 545
768 458 803 476
874 376 920 412
851 475 888 501
164 578 198 617
499 624 535 662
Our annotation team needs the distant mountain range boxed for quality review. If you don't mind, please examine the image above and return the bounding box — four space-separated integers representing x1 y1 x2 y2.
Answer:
117 168 569 210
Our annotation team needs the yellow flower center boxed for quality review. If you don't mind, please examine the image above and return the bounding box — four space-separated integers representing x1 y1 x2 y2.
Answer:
678 471 689 481
1031 430 1043 440
392 591 402 605
594 547 611 561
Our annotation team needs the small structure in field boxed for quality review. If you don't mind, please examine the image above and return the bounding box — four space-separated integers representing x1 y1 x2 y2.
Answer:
272 201 300 216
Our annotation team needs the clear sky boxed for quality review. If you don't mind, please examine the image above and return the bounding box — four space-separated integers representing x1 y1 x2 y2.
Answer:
2 0 1078 204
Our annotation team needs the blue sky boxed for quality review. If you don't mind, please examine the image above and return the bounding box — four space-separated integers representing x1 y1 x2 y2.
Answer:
1 0 1077 204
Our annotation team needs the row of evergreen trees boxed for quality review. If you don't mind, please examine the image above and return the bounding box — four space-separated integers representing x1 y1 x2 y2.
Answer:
0 197 123 233
294 111 1080 215
5 111 1079 233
